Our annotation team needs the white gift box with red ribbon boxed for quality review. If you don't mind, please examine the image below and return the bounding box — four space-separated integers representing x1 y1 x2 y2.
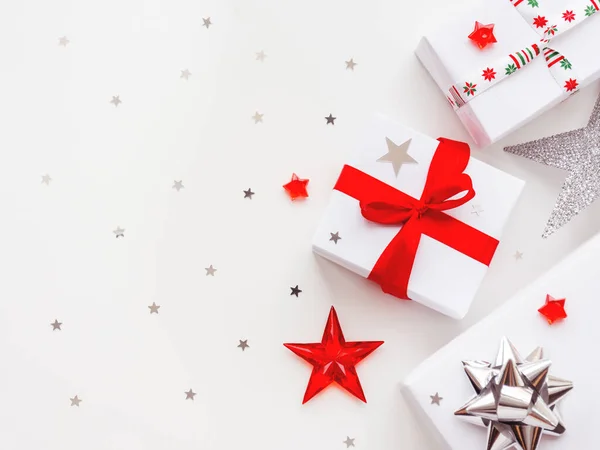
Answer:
312 115 524 319
416 0 600 147
402 232 600 449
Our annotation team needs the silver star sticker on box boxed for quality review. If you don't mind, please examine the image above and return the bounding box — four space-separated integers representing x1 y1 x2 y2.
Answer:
70 395 82 407
180 69 192 80
377 137 417 177
343 437 355 448
51 319 62 331
504 92 600 237
238 340 249 351
202 17 212 28
345 58 357 71
110 95 122 107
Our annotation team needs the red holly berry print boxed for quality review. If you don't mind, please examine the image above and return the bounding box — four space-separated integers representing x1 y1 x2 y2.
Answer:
463 82 477 96
562 10 576 22
482 68 496 82
564 78 578 92
533 15 548 28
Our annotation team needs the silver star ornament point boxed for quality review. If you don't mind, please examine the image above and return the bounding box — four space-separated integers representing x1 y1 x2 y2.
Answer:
504 93 600 237
455 337 573 450
377 137 417 176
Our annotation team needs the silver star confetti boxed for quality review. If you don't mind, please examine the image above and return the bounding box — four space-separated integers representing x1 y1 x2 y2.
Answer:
113 227 125 238
252 111 263 124
180 69 192 80
41 174 52 185
325 114 336 125
430 392 443 405
110 95 122 107
455 337 573 450
51 319 62 331
238 340 249 351
58 36 69 47
329 232 341 244
345 58 357 71
173 180 184 191
184 389 196 400
243 188 254 199
343 437 355 448
504 93 600 237
514 250 524 261
70 395 82 407
148 302 160 314
202 17 212 28
255 50 267 62
205 265 217 276
290 285 302 297
470 204 484 216
377 137 417 176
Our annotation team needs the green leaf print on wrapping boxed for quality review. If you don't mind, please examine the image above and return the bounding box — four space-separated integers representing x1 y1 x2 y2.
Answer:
505 64 517 75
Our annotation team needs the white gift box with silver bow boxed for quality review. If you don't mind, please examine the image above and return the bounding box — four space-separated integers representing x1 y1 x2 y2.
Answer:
402 232 600 449
312 115 524 319
416 0 600 147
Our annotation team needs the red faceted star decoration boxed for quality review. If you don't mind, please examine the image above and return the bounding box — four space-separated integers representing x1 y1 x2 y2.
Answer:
468 21 497 49
538 294 567 324
283 173 309 200
284 306 384 404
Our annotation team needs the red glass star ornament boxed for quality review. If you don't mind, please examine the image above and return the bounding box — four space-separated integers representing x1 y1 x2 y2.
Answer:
284 306 384 404
283 173 309 200
468 22 497 49
538 294 567 324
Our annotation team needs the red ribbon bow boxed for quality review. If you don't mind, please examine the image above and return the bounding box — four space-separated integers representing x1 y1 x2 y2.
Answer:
333 138 499 300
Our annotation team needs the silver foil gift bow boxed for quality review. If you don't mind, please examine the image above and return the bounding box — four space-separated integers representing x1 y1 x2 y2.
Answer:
447 0 598 109
455 337 573 450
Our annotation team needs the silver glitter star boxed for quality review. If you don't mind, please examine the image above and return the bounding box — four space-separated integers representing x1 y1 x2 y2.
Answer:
110 95 122 107
343 437 355 448
377 137 417 176
252 111 263 124
173 180 184 191
505 93 600 237
329 232 341 244
430 392 443 405
148 302 160 314
243 188 254 199
113 227 125 238
470 204 484 216
58 36 69 47
238 339 249 351
345 58 357 71
255 50 267 62
205 265 217 276
514 250 524 261
202 17 212 28
184 389 196 400
51 319 62 331
70 395 82 407
41 174 52 185
180 69 192 80
325 114 336 125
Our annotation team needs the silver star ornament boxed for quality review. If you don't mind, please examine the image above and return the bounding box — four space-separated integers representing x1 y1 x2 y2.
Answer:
504 93 600 237
455 337 573 450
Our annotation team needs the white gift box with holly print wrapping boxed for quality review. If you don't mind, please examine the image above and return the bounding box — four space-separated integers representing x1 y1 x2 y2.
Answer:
416 0 600 147
402 231 600 449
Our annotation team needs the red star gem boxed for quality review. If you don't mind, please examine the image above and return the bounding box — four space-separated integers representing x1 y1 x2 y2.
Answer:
562 10 576 22
284 306 384 404
283 173 309 200
533 15 548 28
564 78 579 92
538 294 567 324
482 67 497 81
468 21 497 49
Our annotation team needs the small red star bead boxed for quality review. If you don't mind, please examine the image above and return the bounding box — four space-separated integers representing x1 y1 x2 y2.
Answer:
284 306 383 404
538 294 567 325
468 22 497 49
283 173 309 200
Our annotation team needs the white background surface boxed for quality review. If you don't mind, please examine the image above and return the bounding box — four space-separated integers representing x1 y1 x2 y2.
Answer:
0 0 599 449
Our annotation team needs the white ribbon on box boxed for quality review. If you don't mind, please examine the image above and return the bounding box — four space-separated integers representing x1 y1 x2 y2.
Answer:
416 0 600 147
402 233 600 449
312 115 524 319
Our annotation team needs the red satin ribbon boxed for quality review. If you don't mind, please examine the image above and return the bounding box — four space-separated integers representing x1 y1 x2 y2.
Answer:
333 138 499 300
